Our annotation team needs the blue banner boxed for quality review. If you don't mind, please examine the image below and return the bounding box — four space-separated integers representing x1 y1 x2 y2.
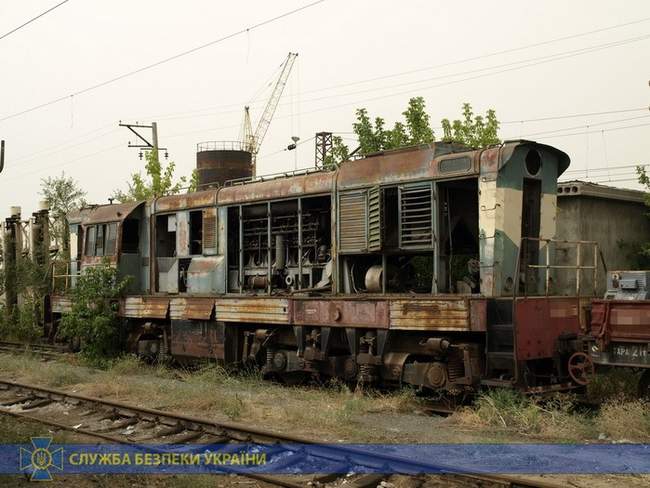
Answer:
5 438 650 481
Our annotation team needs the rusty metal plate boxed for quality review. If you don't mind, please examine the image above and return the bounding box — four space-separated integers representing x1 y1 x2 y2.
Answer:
170 320 224 359
169 298 215 321
217 172 334 205
292 299 389 328
50 295 72 314
154 190 217 212
514 297 581 360
80 201 143 225
591 299 650 342
215 298 289 324
469 299 487 332
389 298 469 330
121 296 170 319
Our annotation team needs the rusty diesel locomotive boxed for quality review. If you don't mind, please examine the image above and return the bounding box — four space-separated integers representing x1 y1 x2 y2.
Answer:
46 140 598 395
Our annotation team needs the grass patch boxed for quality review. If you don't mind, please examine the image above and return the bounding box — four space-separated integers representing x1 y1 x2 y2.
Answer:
595 399 650 442
451 389 596 441
587 369 639 402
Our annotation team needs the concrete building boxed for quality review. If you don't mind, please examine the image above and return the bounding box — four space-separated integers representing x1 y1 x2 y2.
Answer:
555 180 650 296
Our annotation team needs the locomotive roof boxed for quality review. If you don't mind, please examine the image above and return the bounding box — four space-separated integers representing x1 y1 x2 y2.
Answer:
69 201 144 225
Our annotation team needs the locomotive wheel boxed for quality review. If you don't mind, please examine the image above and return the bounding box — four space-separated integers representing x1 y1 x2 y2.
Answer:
638 370 650 400
568 352 594 386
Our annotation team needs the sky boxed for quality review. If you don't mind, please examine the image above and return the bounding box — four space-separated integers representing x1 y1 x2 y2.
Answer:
0 0 649 215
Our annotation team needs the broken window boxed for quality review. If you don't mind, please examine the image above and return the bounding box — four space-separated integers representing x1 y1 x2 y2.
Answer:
155 215 176 257
105 223 117 255
438 178 479 293
85 225 96 256
189 210 203 255
95 224 105 256
121 219 139 254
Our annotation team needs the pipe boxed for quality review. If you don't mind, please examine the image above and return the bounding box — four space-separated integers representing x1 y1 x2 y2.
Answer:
274 234 285 270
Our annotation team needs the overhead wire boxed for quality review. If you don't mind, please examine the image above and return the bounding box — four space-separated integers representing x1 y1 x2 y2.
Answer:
0 0 70 41
0 0 325 123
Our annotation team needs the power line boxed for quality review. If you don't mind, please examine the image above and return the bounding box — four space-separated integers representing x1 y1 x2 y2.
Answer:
0 0 70 41
0 0 325 124
140 32 650 125
514 114 650 138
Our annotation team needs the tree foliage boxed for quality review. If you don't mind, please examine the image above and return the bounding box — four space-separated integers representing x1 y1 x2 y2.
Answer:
59 263 130 361
352 96 435 156
40 172 86 255
323 98 500 167
441 103 500 148
113 151 189 203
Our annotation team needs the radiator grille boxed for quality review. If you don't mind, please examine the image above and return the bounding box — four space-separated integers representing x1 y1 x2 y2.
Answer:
399 183 433 248
203 208 217 252
367 186 382 252
339 190 367 253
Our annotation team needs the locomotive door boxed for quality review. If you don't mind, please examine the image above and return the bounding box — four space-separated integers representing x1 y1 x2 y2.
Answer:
520 178 541 292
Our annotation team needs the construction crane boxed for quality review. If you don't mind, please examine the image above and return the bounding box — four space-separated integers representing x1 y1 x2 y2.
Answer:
242 52 298 176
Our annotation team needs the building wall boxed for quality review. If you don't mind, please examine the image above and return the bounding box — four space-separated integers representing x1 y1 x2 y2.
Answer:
556 196 650 296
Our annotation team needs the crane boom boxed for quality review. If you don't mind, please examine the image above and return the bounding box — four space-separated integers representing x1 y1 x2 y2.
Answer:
250 52 298 176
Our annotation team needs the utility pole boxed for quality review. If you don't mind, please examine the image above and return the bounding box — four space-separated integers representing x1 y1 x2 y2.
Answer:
315 132 333 167
0 140 5 174
118 121 167 162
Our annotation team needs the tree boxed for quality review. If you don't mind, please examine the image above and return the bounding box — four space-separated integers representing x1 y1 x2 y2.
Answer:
113 151 188 202
40 172 87 257
323 98 500 167
441 103 500 148
323 136 350 170
59 262 131 362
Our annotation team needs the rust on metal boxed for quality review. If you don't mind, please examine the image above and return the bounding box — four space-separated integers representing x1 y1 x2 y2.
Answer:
292 299 389 328
71 201 144 226
514 297 581 360
389 298 470 330
121 296 170 319
591 299 650 342
49 295 72 314
469 299 487 332
215 298 289 324
154 189 217 213
169 297 215 321
217 171 335 205
171 321 223 359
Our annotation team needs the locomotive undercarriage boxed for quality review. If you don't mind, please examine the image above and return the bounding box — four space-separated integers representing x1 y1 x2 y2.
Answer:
126 319 484 394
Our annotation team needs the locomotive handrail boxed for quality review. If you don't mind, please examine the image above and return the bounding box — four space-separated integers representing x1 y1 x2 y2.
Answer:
517 237 600 297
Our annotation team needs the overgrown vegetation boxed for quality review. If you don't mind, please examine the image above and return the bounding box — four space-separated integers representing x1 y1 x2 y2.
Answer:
452 385 650 442
324 98 501 167
113 151 197 202
0 258 48 341
59 262 130 363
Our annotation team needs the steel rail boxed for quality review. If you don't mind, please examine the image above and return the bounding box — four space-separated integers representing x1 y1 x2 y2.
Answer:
0 378 566 488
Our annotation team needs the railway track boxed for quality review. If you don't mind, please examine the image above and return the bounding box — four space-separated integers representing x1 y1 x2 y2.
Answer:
0 378 566 488
0 340 69 360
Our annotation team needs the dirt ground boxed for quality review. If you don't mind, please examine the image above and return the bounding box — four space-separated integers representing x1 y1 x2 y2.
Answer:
0 353 648 487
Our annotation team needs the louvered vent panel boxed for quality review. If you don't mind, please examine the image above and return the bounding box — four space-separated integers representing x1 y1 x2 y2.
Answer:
339 191 367 253
203 208 217 252
400 183 433 248
367 186 382 252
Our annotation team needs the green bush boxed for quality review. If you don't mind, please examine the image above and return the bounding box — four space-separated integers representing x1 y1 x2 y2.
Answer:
59 263 130 363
